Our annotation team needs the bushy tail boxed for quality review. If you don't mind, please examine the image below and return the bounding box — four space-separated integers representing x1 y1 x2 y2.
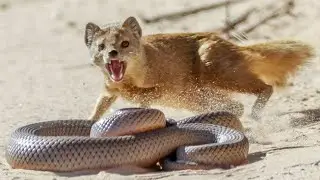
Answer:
241 40 315 87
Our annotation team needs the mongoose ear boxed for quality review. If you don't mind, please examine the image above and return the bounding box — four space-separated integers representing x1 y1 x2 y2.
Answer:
122 16 142 38
85 22 100 48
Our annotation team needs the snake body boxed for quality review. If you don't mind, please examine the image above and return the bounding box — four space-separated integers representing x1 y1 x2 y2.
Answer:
5 108 249 172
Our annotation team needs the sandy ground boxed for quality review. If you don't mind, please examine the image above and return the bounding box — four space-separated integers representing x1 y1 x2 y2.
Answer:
1 0 320 179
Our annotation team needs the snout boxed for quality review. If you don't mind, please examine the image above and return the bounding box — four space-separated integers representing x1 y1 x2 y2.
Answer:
108 50 118 58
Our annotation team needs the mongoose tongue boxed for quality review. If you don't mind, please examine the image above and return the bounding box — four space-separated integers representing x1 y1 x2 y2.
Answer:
106 60 125 82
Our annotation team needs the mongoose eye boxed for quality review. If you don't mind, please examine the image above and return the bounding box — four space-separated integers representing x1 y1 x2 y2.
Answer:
98 44 105 51
121 41 129 48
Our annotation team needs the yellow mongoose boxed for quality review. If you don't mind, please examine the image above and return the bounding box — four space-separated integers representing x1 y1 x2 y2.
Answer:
84 16 314 120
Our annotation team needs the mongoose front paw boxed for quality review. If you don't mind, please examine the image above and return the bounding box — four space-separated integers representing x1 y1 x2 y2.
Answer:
88 114 100 121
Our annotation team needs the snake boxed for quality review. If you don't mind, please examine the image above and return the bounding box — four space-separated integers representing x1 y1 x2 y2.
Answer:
5 108 249 172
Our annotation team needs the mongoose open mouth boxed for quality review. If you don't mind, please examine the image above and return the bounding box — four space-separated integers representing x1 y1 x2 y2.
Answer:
105 59 126 82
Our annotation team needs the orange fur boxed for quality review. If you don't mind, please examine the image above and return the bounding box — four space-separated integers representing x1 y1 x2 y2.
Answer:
242 40 314 87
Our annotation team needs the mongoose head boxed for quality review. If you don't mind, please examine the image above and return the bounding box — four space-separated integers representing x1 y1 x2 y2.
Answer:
84 17 142 82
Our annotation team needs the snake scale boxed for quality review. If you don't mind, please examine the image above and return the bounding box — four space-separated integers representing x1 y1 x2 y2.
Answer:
5 108 249 172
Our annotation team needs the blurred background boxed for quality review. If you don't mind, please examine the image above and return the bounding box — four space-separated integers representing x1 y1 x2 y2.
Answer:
0 0 319 124
1 0 320 179
1 0 320 130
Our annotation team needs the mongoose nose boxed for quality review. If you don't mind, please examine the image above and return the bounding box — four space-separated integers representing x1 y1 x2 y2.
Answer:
108 50 118 58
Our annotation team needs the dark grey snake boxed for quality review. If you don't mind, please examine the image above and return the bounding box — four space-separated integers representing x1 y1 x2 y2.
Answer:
5 108 249 172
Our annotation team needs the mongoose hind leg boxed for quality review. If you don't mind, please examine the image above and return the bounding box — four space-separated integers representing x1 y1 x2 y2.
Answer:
250 85 273 120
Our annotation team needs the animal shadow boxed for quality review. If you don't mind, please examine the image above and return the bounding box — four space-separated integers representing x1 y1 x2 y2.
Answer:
278 108 320 127
247 145 310 164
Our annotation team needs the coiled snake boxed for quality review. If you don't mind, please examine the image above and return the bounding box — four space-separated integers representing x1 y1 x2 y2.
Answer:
5 108 249 172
